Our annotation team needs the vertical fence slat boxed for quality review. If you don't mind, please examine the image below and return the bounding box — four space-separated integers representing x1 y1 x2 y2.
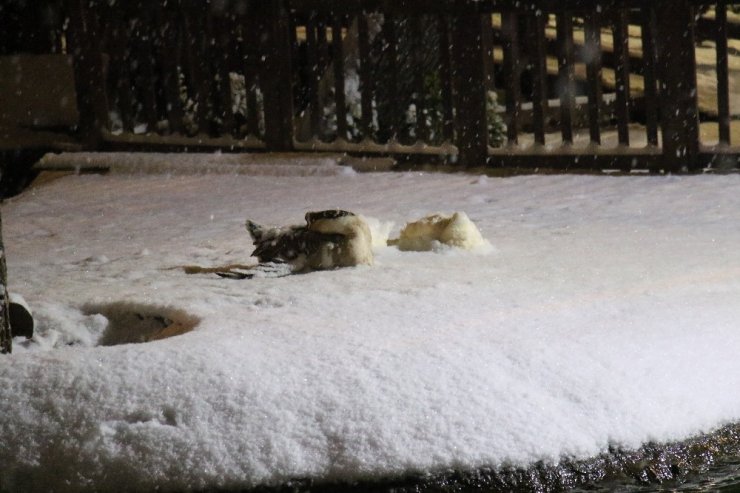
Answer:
411 16 428 142
315 15 329 139
383 14 400 141
481 14 496 94
438 15 455 142
141 9 162 133
528 12 548 146
185 5 210 134
332 15 348 141
655 0 700 171
305 15 321 138
613 5 631 146
216 14 236 136
242 13 261 139
641 6 660 146
358 13 374 140
65 0 109 142
162 10 185 135
259 0 294 150
556 10 575 144
502 11 521 145
317 18 329 76
716 0 731 145
584 10 603 145
451 13 489 166
111 16 135 133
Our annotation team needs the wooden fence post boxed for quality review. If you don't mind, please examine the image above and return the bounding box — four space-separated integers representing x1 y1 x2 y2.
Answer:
1 210 11 354
451 12 489 167
501 11 521 145
65 0 109 146
654 0 700 172
259 0 295 150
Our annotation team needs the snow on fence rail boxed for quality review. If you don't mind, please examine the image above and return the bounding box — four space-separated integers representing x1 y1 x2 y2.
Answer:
60 0 740 172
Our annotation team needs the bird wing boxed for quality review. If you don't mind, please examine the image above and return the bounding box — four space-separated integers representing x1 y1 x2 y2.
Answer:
251 227 345 263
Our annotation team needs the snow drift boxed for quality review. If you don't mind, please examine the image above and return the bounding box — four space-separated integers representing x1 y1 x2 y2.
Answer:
1 161 740 492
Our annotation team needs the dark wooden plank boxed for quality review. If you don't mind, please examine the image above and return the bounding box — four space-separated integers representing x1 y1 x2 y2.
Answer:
332 15 348 140
161 9 185 135
501 11 521 144
612 4 631 146
184 4 211 134
716 0 731 145
528 13 548 145
556 10 575 144
481 14 496 93
451 13 489 166
584 10 603 145
383 14 400 141
258 0 295 150
486 150 664 172
316 18 329 80
411 16 428 142
641 5 659 146
357 13 374 139
290 0 631 16
305 15 322 138
654 0 700 171
65 0 109 141
140 8 161 133
215 14 236 136
109 15 135 133
242 13 261 138
438 15 455 142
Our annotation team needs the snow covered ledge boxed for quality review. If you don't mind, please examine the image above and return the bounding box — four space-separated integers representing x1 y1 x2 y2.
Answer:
35 151 358 176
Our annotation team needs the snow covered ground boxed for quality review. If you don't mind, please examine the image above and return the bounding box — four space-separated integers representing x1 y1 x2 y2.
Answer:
2 155 740 492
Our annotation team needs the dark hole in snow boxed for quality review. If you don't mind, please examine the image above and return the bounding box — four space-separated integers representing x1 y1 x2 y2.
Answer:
82 302 198 346
9 300 34 339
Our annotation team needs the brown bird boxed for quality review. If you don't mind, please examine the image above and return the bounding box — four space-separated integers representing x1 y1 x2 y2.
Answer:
220 210 373 279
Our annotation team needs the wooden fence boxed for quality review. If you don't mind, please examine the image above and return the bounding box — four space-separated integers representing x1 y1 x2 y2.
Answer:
62 0 740 172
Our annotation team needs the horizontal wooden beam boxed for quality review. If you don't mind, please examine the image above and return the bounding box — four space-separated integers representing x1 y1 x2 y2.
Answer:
290 0 623 15
289 0 714 14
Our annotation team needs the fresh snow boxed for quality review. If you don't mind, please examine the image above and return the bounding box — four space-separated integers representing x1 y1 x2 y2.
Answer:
2 157 740 492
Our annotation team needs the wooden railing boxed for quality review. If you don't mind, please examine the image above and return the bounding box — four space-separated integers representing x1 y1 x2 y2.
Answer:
63 0 740 172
